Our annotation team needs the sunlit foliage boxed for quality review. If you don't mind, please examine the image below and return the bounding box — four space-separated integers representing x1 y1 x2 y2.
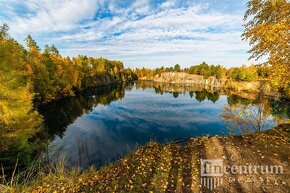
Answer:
23 36 136 102
0 24 42 174
0 24 136 176
0 24 41 146
226 64 258 81
243 0 290 94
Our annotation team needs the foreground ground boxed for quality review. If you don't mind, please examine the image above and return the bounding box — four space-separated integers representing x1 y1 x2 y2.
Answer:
2 124 289 193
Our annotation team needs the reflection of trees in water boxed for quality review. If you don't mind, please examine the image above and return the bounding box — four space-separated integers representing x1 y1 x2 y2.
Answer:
195 90 207 102
136 81 289 135
2 81 288 176
39 84 126 166
222 103 272 134
194 90 219 103
268 98 290 120
136 81 221 103
222 95 289 135
38 84 126 139
75 135 90 167
0 84 127 177
173 92 179 98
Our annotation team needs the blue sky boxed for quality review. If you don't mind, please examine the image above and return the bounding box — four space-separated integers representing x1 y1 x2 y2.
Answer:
0 0 254 68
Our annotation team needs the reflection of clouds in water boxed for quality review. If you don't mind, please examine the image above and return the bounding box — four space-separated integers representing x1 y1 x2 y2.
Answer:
44 83 289 170
50 86 229 169
93 91 228 129
51 118 138 168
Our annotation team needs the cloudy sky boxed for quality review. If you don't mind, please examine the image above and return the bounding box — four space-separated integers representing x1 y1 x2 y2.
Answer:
0 0 254 68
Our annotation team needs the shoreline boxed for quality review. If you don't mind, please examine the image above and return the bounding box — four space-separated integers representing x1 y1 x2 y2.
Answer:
9 124 289 192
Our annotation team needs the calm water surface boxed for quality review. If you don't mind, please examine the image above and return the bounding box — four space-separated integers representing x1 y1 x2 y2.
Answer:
38 81 289 169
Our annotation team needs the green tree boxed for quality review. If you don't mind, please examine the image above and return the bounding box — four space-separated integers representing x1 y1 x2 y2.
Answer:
174 64 181 72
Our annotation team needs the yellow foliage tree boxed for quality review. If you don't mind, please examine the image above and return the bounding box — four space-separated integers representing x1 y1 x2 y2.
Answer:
0 24 41 151
243 0 290 94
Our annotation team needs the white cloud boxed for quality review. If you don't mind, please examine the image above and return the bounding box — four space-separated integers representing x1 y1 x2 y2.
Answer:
0 0 252 68
1 0 100 33
159 0 177 9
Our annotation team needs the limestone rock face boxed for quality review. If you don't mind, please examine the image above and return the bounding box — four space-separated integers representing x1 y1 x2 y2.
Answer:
153 72 226 87
140 72 277 98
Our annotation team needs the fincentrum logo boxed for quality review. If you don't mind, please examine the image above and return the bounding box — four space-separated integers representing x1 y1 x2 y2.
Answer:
200 159 285 191
200 159 224 191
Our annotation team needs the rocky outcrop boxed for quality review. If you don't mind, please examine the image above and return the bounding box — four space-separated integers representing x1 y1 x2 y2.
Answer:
136 80 271 100
150 72 279 98
152 81 221 93
153 72 226 87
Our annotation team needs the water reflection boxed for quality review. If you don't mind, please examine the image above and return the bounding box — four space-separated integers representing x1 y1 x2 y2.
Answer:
222 90 289 135
39 81 288 169
38 84 125 139
1 81 289 173
222 99 274 135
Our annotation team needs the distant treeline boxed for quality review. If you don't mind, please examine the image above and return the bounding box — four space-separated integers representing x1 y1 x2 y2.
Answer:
1 24 136 103
134 62 270 82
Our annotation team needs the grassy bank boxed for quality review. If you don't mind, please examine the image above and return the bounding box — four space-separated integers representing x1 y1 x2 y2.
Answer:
1 124 289 193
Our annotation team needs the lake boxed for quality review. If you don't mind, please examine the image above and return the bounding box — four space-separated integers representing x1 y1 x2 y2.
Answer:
37 81 289 169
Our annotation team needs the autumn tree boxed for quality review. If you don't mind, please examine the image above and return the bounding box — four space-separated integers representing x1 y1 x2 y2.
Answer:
0 24 41 171
243 0 290 94
186 62 225 79
25 35 52 101
0 26 40 135
0 23 136 175
227 65 258 81
24 38 136 102
256 64 270 78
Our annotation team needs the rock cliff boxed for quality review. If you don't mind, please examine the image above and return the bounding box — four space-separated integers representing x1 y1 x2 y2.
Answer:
153 72 226 87
149 72 276 98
